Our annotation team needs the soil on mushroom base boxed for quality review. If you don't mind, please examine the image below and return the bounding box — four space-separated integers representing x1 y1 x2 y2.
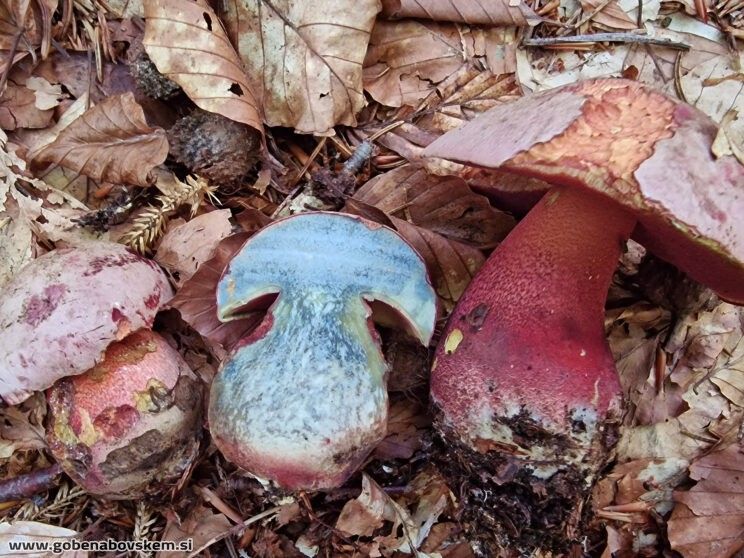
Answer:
429 411 620 557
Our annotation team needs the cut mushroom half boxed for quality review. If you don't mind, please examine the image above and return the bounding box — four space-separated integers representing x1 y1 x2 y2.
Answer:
209 212 437 490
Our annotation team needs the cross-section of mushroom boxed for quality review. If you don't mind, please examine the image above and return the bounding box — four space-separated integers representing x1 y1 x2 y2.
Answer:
209 212 437 490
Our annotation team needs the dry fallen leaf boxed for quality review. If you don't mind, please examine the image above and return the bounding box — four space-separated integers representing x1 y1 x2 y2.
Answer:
169 232 263 355
668 444 744 557
617 302 744 463
373 399 430 460
155 209 233 287
354 164 514 248
222 0 381 133
363 21 469 109
31 92 168 187
380 0 536 25
578 0 636 30
0 82 54 131
157 505 231 558
143 0 263 133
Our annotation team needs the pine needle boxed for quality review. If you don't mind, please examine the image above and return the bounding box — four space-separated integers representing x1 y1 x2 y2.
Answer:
120 176 218 254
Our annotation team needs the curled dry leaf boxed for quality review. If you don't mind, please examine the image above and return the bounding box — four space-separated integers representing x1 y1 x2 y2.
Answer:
155 209 233 286
0 0 56 61
143 0 262 134
380 0 537 26
668 444 744 557
345 199 484 311
31 92 168 187
222 0 380 133
168 232 262 354
354 165 514 248
337 470 452 554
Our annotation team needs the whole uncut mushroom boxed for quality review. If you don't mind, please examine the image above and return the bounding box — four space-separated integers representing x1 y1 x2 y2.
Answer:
209 212 437 490
421 78 744 536
0 242 202 499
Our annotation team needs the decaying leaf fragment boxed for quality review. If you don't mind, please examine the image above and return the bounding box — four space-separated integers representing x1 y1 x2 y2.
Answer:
222 0 380 133
668 444 744 557
143 0 263 133
336 470 453 555
31 93 168 187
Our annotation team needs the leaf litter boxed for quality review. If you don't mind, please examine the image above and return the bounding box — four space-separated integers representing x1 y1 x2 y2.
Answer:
0 0 742 555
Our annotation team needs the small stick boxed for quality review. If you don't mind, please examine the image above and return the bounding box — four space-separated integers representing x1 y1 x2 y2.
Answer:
522 32 690 50
198 486 244 525
0 464 63 503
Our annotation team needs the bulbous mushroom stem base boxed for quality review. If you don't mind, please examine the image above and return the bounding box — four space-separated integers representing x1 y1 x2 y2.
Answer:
431 185 636 551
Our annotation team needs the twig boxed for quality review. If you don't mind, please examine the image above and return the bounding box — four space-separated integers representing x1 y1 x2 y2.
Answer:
198 486 244 524
0 464 63 503
522 32 691 50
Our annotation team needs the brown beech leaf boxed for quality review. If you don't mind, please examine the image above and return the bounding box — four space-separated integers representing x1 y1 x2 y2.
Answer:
155 209 234 287
0 83 52 130
143 0 262 133
373 399 430 460
345 200 484 311
354 165 514 248
222 0 380 134
31 92 167 186
0 0 56 55
157 505 230 558
169 232 263 353
380 0 536 26
364 21 465 108
578 0 636 30
668 444 744 557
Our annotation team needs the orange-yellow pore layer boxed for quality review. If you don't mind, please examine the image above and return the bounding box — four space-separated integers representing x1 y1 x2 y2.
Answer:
509 79 676 199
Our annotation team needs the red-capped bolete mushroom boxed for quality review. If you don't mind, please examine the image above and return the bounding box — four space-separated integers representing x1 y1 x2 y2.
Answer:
209 212 436 490
422 79 744 488
0 242 202 498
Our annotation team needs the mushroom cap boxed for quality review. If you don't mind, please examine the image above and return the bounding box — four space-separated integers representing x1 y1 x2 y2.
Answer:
0 242 173 405
46 329 202 499
210 212 437 489
217 212 436 342
423 78 744 303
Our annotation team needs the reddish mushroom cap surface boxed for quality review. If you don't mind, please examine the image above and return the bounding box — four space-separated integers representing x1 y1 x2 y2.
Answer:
0 242 173 405
46 329 202 499
423 78 744 303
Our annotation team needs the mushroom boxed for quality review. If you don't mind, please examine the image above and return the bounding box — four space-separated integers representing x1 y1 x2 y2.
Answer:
0 241 202 498
421 79 744 482
209 212 436 490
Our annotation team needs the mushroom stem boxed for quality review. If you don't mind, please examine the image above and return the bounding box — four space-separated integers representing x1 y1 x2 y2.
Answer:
210 291 388 489
432 185 636 473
